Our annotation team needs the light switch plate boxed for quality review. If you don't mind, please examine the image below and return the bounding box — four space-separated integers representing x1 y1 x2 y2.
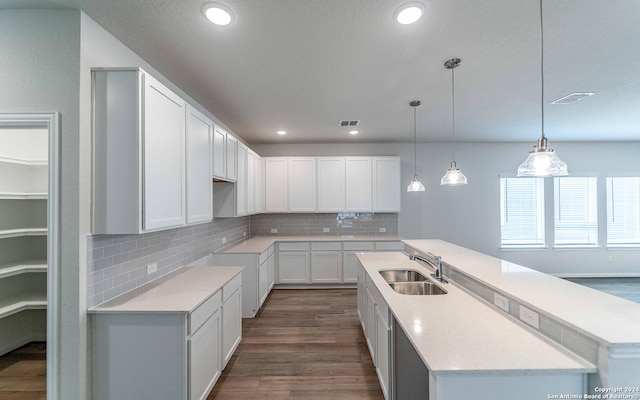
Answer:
222 237 227 244
519 305 540 329
323 228 330 233
271 228 278 233
493 292 509 313
379 227 386 233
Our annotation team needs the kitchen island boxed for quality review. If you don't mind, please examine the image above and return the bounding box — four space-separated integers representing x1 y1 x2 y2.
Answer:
357 239 640 399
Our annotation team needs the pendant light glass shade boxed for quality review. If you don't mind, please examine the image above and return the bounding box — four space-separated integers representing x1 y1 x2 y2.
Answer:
407 100 425 192
517 0 569 177
517 137 568 177
441 58 468 186
441 161 468 185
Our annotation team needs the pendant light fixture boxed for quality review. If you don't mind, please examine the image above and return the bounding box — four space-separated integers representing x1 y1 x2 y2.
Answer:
517 0 568 177
441 58 468 186
407 100 425 192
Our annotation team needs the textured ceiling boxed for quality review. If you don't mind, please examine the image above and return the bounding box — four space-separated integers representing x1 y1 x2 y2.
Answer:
3 0 640 144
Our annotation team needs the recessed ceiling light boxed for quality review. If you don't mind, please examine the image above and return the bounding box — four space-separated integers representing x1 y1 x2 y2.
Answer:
276 130 287 135
349 130 359 135
394 2 426 25
202 2 234 26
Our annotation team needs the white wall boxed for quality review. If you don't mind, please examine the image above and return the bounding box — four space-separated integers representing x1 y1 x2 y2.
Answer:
253 141 640 276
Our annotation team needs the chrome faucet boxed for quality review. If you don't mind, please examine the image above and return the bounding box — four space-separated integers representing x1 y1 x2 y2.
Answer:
409 252 448 283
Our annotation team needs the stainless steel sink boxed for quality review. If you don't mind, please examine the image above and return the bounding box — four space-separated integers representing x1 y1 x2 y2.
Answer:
379 269 429 283
389 282 448 296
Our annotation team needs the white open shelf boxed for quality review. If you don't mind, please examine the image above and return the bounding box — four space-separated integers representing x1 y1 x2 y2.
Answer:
0 260 47 279
0 290 47 319
0 228 48 239
0 193 47 200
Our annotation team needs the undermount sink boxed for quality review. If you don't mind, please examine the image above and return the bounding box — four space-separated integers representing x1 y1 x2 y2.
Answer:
389 282 448 296
379 269 429 283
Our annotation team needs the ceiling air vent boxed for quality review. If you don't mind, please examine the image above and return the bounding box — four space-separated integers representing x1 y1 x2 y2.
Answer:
339 120 359 127
551 92 595 104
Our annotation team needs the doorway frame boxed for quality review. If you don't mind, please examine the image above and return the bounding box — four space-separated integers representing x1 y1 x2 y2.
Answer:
0 112 61 400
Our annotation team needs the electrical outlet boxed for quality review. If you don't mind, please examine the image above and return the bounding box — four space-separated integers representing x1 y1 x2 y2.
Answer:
323 228 330 233
519 305 540 329
243 231 247 237
608 256 614 263
271 228 278 234
222 237 227 244
379 227 386 233
493 292 509 313
146 262 158 275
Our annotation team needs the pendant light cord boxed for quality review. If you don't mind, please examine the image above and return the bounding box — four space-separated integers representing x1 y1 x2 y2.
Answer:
451 66 456 163
540 0 545 139
413 104 418 175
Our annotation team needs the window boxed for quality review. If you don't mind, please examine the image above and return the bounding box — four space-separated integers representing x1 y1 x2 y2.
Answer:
607 177 640 246
554 177 598 246
500 177 545 246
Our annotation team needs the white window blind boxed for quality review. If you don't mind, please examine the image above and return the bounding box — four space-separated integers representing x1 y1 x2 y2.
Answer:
500 177 545 246
607 177 640 245
554 177 598 246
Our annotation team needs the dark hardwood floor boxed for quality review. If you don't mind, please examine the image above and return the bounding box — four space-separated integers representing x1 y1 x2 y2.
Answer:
0 341 46 400
208 289 384 400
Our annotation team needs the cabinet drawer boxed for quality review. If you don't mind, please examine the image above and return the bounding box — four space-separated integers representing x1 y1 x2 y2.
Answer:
189 290 222 335
375 241 405 251
311 242 342 251
278 242 310 251
258 245 274 265
343 241 375 251
222 273 242 302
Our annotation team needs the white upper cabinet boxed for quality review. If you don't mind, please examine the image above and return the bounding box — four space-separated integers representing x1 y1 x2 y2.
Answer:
288 157 316 212
265 158 288 212
345 157 373 212
373 157 401 212
255 155 264 214
185 105 213 225
93 68 187 234
226 134 238 182
317 157 345 212
236 143 247 216
212 125 227 180
247 150 256 215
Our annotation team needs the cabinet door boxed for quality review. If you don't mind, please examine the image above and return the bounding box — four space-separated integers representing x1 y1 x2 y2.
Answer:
373 157 401 212
317 157 345 212
345 157 372 212
143 74 186 231
277 251 310 284
267 251 275 290
288 157 316 212
189 310 221 400
265 158 288 212
365 286 376 360
311 251 342 283
212 125 226 180
255 156 264 213
342 251 360 283
357 269 366 328
236 143 247 216
222 289 242 368
258 258 270 307
375 304 390 399
247 151 256 215
186 105 213 224
226 134 238 182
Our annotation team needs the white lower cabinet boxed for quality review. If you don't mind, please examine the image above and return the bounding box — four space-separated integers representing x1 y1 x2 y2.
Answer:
258 250 275 306
92 269 242 400
359 265 392 400
221 276 242 368
277 251 310 284
310 242 342 283
343 242 375 283
189 308 221 400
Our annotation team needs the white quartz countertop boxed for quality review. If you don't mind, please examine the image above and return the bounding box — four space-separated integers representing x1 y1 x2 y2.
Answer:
218 235 404 254
89 266 243 313
404 240 640 346
357 251 595 374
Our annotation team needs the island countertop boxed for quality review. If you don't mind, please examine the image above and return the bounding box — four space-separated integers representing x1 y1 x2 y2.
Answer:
357 251 595 375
